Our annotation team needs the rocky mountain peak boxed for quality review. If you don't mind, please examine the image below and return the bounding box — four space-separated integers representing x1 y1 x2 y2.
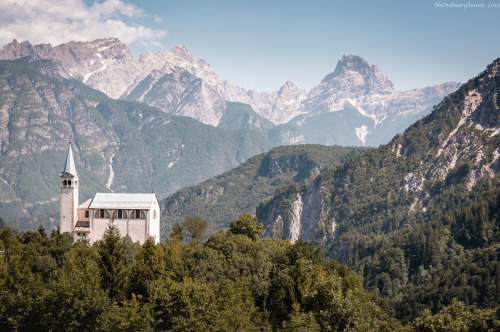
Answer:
163 44 221 88
0 38 461 137
332 55 373 77
0 39 36 59
278 81 299 95
168 45 194 58
320 54 394 91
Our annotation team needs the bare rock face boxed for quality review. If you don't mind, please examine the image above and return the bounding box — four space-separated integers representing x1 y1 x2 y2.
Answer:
250 81 309 124
299 55 460 121
0 38 138 98
287 55 461 146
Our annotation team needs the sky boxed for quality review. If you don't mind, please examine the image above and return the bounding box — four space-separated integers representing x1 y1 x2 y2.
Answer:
0 0 499 92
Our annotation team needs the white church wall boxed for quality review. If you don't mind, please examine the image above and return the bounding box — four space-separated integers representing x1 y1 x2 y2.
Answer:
60 145 161 245
114 219 129 240
149 212 160 243
128 218 147 243
92 218 109 242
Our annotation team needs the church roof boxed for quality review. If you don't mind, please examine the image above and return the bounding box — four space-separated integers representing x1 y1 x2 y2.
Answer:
78 199 92 209
88 193 158 210
61 144 77 176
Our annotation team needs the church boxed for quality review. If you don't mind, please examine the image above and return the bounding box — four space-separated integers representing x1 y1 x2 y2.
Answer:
60 144 160 244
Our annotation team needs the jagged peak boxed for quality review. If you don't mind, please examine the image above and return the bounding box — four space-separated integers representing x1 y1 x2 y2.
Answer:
336 55 373 73
318 54 395 91
1 38 128 58
168 45 195 58
283 80 298 89
322 55 378 82
138 49 163 62
279 80 299 93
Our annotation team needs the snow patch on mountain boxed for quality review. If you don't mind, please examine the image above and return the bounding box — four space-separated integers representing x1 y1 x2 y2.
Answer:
355 125 369 144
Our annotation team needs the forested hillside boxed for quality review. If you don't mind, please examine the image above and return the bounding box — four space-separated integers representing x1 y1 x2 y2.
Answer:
257 58 500 321
161 144 369 238
2 219 499 330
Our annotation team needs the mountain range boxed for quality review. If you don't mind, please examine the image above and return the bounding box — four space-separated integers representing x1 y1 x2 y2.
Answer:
0 58 271 227
0 38 460 146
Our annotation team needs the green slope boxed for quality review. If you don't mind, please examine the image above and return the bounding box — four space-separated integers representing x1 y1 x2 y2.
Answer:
160 144 369 238
287 102 375 146
217 102 275 136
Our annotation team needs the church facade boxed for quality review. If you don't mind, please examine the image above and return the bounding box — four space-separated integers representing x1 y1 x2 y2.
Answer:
60 144 160 244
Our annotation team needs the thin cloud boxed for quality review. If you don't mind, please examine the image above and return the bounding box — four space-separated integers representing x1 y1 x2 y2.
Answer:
0 0 166 46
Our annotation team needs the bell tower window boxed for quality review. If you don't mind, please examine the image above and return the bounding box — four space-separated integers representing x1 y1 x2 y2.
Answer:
68 180 71 186
63 180 67 186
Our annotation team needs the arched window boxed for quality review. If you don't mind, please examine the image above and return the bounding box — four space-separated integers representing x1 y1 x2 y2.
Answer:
97 209 109 218
63 180 67 186
68 180 71 186
112 210 127 219
153 210 157 219
132 210 145 219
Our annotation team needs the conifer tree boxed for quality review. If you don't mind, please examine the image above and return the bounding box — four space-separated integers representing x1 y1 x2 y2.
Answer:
97 221 128 301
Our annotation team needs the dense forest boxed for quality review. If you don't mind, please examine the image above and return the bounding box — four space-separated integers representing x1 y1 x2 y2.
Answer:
337 177 500 322
1 215 499 331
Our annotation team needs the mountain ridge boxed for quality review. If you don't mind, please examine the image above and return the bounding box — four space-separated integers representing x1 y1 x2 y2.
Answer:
255 57 500 320
158 144 370 238
258 57 500 243
0 38 460 147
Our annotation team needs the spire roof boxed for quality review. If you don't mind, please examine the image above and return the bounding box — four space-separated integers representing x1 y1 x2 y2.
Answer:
61 143 77 176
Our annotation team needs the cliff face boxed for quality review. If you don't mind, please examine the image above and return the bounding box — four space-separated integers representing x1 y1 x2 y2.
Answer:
257 58 500 247
0 59 272 225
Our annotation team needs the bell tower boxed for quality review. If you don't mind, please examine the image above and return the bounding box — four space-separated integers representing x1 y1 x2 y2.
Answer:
60 142 79 234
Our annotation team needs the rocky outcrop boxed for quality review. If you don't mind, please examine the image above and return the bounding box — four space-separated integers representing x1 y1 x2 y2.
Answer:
0 39 307 126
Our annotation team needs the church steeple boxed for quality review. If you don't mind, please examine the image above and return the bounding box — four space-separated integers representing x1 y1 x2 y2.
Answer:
60 142 79 234
61 143 77 176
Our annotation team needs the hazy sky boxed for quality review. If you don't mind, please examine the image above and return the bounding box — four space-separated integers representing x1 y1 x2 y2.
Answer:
1 0 499 91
